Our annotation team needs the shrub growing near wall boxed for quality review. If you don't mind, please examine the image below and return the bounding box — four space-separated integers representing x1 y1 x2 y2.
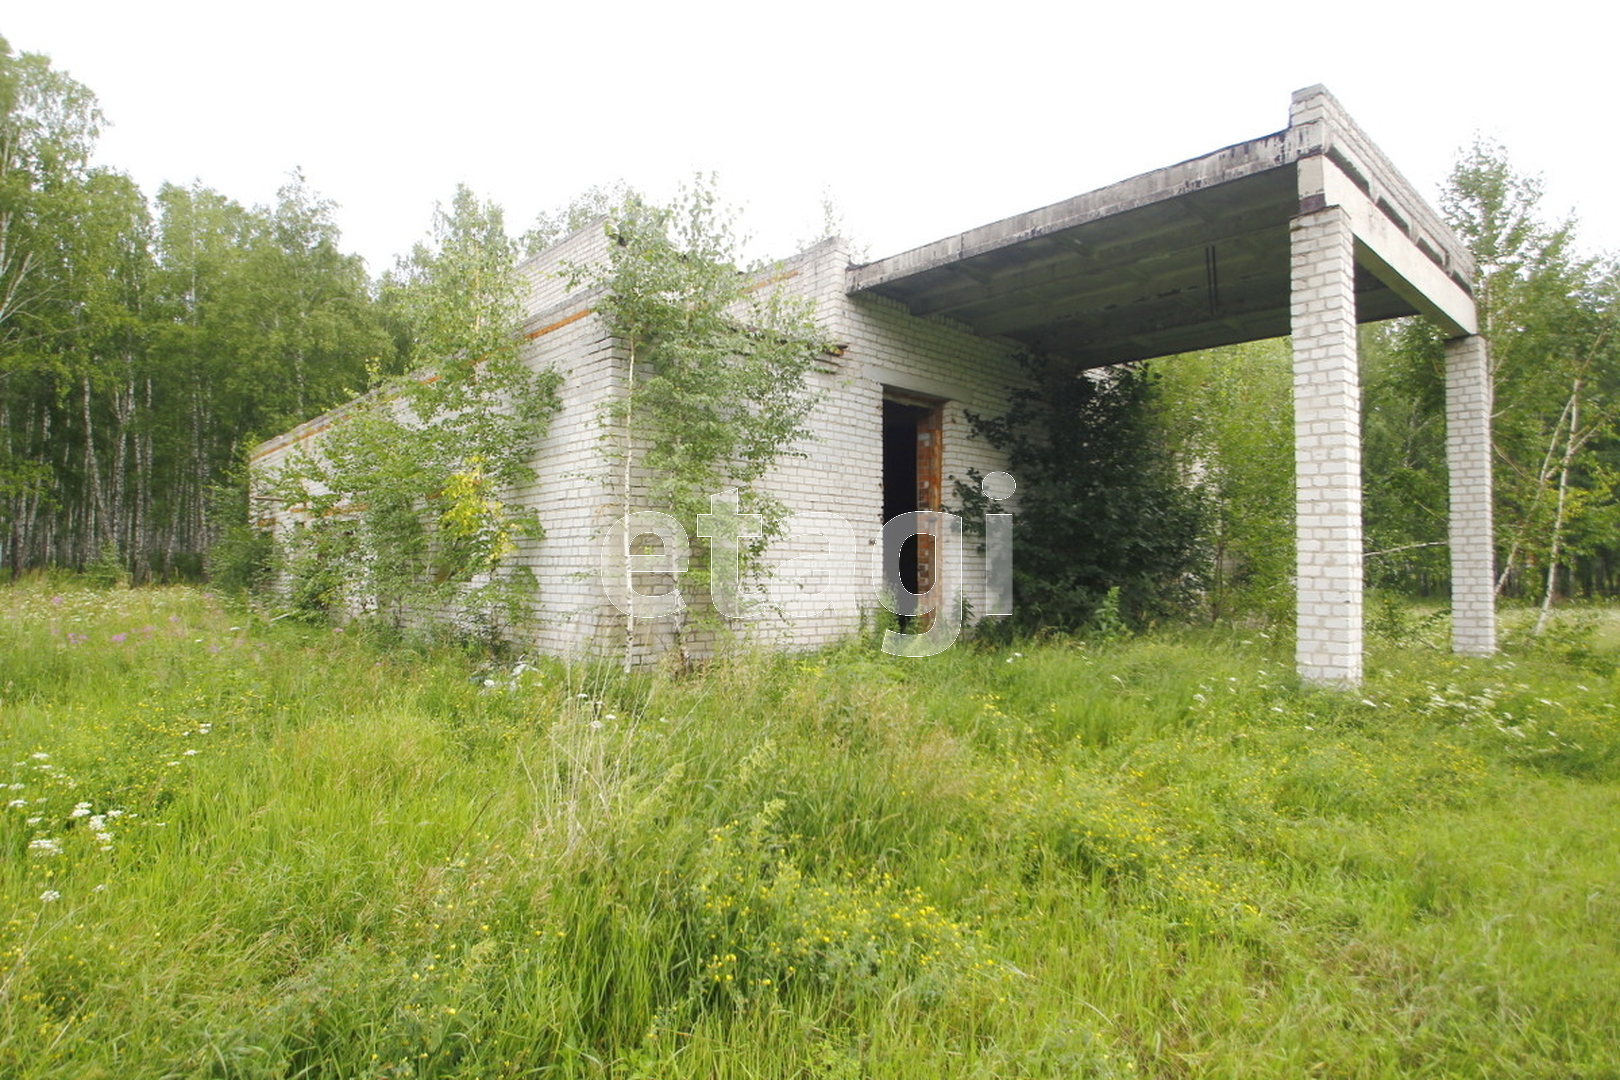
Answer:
960 357 1205 632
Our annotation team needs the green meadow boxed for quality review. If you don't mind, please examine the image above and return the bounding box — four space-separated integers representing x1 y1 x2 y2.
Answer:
2 582 1618 1078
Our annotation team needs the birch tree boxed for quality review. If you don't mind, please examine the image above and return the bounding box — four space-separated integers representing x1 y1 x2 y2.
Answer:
572 180 829 663
269 186 560 637
1363 141 1619 614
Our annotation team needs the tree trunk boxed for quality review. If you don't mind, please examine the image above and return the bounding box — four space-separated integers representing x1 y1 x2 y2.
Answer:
81 375 105 566
134 375 154 583
1496 394 1573 596
1533 381 1582 636
111 367 132 576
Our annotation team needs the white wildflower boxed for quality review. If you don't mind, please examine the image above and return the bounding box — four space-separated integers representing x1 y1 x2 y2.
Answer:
7 799 25 809
183 749 199 756
28 837 62 856
70 802 92 818
39 890 60 903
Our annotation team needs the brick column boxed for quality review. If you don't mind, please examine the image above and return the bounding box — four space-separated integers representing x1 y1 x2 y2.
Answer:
1291 206 1363 686
1444 334 1496 655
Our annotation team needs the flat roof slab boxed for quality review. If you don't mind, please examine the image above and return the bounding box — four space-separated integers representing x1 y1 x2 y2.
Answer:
849 87 1474 368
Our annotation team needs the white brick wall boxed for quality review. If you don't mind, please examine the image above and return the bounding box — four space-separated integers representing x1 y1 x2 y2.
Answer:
250 223 626 657
770 240 1024 650
1290 206 1364 686
253 227 1026 665
1445 334 1496 655
615 238 1026 663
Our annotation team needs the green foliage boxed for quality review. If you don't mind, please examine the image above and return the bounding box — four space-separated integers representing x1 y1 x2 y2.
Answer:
1449 142 1618 601
1 41 111 570
80 541 127 589
1504 602 1615 674
521 180 631 257
270 187 560 638
1365 591 1448 649
1368 141 1619 605
206 521 276 596
1360 321 1453 593
0 42 392 581
1150 340 1296 621
960 357 1205 630
4 583 1620 1077
575 179 830 609
1089 584 1126 642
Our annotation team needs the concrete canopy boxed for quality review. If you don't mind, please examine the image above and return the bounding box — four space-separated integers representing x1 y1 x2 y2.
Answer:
849 86 1493 685
847 86 1477 367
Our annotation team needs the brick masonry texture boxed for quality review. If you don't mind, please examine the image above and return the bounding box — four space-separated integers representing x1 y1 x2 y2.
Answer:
253 228 1025 664
1445 334 1496 656
255 165 1494 679
1291 207 1364 686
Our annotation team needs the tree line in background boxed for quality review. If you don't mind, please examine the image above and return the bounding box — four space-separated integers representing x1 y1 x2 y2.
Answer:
0 37 402 580
3 36 1616 626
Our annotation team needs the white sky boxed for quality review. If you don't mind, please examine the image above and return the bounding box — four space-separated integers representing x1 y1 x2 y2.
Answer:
7 1 1618 275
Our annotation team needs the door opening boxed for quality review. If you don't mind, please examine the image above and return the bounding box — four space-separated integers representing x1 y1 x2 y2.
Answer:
882 394 944 617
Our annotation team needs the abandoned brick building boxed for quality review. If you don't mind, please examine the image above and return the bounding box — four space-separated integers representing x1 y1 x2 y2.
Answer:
254 86 1493 685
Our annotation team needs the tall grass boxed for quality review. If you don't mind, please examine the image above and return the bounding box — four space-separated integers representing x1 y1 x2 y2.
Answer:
2 582 1617 1077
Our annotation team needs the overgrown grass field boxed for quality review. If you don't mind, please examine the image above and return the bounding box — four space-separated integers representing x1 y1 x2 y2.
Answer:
3 583 1618 1078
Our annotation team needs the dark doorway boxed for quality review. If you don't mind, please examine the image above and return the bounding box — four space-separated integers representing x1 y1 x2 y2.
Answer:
882 394 944 616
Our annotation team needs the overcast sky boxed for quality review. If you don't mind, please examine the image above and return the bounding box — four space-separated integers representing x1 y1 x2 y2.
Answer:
7 2 1616 276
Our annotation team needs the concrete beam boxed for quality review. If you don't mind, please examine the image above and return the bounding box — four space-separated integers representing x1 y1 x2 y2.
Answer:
1290 85 1476 285
1299 155 1477 336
